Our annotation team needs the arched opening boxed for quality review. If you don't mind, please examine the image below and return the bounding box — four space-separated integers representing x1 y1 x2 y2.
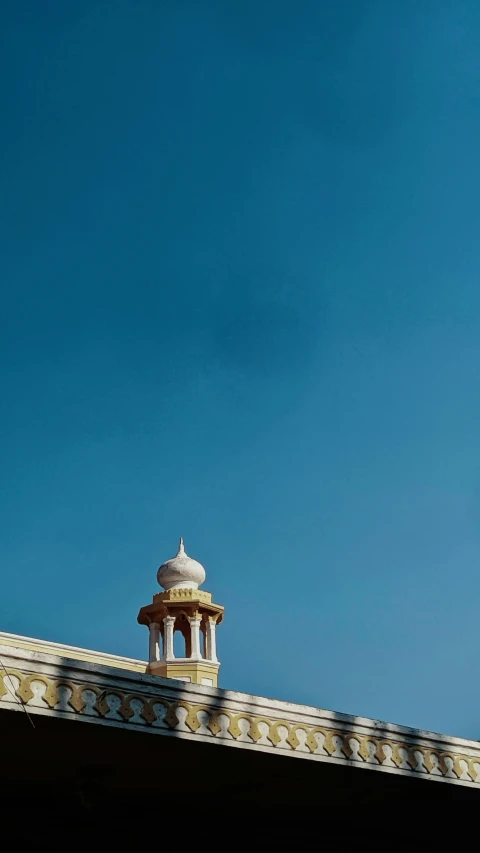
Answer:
200 622 206 659
173 630 185 658
173 612 191 659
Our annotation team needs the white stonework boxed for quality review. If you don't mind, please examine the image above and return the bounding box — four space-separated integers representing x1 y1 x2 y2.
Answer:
1 631 480 790
149 623 160 663
189 617 202 660
157 538 206 591
163 616 176 660
205 619 218 663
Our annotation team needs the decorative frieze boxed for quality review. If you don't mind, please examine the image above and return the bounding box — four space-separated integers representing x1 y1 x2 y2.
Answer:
1 642 479 789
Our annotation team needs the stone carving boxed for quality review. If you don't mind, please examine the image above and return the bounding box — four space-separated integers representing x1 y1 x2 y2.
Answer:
1 664 479 787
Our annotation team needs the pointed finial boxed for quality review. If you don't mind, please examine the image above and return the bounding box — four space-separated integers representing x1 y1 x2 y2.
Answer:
178 537 185 555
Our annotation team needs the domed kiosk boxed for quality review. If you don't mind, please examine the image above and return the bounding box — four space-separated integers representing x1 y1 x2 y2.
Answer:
138 538 224 686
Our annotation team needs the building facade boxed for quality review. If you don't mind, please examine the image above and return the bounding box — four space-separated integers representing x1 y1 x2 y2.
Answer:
0 539 478 839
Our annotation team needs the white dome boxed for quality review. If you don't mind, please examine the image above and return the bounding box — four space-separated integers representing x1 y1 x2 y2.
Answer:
157 538 206 591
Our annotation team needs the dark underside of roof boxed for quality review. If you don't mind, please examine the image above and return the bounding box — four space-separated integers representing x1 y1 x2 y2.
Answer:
1 708 476 844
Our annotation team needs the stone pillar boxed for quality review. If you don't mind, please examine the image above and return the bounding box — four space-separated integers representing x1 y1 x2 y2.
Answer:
189 616 202 660
148 622 160 663
163 615 176 660
205 618 218 663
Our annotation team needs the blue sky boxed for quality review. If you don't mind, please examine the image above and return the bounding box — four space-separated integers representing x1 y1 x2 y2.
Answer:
1 0 480 739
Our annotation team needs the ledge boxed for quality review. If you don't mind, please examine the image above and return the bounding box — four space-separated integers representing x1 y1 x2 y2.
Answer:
1 633 479 789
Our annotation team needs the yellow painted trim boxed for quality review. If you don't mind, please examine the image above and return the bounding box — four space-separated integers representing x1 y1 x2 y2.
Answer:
148 660 219 686
0 633 145 674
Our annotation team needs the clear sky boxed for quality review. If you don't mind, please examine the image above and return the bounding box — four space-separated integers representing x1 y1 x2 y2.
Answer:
1 1 480 739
